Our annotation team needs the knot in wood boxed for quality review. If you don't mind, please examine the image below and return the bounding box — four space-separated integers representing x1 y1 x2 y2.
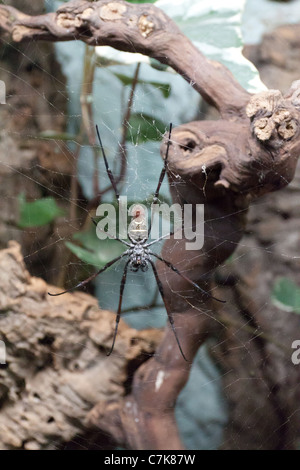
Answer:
138 14 154 38
100 2 127 21
246 90 282 119
278 119 297 140
74 8 94 27
56 12 75 29
254 117 275 141
273 109 290 124
246 89 299 143
12 25 31 42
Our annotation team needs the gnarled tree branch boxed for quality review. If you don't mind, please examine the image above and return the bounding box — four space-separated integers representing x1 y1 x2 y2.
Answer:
0 0 249 117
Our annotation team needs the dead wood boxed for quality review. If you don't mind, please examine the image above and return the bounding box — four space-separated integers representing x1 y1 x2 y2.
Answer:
0 0 300 451
0 241 160 450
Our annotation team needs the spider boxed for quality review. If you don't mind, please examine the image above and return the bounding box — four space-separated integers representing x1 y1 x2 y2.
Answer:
48 123 224 361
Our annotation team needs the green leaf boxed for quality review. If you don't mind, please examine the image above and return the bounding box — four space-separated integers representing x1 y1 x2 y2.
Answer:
271 278 300 314
65 242 98 267
38 130 78 141
113 72 171 98
127 113 167 144
149 58 169 72
18 194 64 228
65 225 126 268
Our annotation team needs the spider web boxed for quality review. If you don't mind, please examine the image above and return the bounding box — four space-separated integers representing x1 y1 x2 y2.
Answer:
0 0 299 452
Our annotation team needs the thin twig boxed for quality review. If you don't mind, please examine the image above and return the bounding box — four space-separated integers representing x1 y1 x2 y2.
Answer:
88 61 141 207
118 62 141 194
80 45 99 197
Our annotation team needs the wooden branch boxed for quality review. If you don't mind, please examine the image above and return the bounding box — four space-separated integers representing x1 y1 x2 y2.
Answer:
164 84 300 198
1 0 300 451
0 0 250 117
0 241 161 450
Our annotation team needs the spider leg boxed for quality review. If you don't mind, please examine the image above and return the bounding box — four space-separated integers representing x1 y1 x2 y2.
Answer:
96 125 134 244
107 259 130 356
96 124 120 201
148 123 173 239
153 123 172 203
151 253 225 304
146 230 175 248
149 259 188 362
48 252 127 297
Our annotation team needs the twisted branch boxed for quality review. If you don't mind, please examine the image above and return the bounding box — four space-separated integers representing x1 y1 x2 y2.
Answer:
0 0 249 117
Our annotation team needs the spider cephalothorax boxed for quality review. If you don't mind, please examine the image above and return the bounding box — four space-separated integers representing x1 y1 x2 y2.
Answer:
48 123 224 362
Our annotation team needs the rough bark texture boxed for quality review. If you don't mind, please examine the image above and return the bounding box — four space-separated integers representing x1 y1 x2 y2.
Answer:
0 0 74 283
0 241 161 450
0 0 300 450
0 0 249 118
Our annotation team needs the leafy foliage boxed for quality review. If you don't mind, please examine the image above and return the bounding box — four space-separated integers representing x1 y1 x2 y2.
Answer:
127 113 167 144
66 225 126 269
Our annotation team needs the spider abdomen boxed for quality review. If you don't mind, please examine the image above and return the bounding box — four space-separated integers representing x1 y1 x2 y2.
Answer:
129 243 150 272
